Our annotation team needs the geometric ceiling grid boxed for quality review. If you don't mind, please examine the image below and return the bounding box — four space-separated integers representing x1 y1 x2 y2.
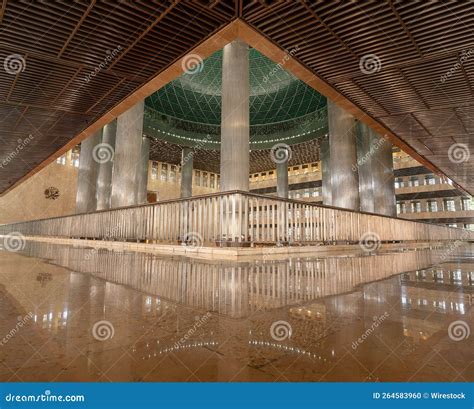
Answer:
146 48 326 125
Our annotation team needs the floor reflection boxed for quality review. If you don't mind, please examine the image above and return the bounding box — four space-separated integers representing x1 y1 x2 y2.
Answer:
0 242 472 382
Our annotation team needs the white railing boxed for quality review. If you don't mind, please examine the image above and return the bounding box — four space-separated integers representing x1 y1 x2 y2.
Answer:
0 191 472 246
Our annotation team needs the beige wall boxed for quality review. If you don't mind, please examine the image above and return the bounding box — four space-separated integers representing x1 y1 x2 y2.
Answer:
0 157 220 224
0 160 78 224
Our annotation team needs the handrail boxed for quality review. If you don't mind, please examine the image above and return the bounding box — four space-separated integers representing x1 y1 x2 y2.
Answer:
1 191 472 246
1 190 470 233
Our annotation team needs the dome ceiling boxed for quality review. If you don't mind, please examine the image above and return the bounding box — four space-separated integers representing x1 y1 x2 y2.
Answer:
146 48 326 126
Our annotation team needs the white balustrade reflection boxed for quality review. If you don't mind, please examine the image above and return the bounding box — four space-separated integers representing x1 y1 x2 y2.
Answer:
17 242 471 319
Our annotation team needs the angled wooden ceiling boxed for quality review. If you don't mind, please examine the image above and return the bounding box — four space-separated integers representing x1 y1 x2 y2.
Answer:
0 0 472 195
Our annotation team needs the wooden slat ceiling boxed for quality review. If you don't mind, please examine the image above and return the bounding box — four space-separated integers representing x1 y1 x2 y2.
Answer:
0 0 472 195
0 0 234 193
242 0 473 194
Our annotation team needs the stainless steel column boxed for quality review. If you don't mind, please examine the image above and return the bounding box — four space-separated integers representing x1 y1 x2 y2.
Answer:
76 130 101 213
276 157 289 199
110 101 145 208
371 129 396 216
320 136 332 205
136 136 150 204
220 39 250 192
357 122 375 213
96 120 116 210
180 146 194 198
328 100 360 210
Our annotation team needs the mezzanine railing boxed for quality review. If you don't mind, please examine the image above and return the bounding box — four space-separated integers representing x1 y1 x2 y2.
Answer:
0 191 472 247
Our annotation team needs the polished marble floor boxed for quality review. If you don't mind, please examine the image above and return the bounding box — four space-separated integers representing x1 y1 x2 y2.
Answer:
0 242 472 382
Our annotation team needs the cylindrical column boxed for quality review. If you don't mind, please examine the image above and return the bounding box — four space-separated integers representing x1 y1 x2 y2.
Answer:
136 136 150 204
328 100 360 210
220 39 250 192
180 146 194 198
371 129 396 216
356 122 375 213
96 120 116 210
110 101 145 208
320 136 332 206
75 130 101 213
276 157 289 199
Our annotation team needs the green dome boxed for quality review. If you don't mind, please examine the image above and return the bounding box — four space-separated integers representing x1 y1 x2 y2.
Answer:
146 48 326 126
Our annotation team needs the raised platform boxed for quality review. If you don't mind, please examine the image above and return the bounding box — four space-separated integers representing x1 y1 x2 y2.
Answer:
12 235 461 261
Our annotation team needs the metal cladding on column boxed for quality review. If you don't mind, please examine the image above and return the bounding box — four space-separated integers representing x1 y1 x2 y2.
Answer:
356 122 375 213
136 136 150 204
96 120 116 210
328 100 360 210
220 39 250 192
320 137 332 205
75 130 101 213
110 101 145 208
276 157 289 199
180 146 194 198
371 129 396 217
